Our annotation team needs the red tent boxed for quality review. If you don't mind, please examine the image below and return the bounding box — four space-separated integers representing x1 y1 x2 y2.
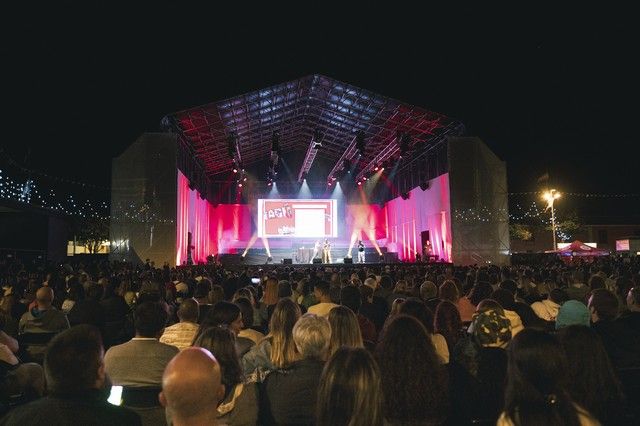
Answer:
555 240 609 257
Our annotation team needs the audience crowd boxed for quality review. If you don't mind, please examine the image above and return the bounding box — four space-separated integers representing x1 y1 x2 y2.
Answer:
0 254 639 425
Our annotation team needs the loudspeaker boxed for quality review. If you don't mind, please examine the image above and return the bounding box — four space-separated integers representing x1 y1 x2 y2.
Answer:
343 257 353 264
312 258 322 264
283 258 292 264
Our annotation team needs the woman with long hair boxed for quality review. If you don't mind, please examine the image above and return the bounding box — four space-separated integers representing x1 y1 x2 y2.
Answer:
196 301 254 356
499 328 599 426
434 300 463 352
399 298 449 363
376 314 448 425
327 306 363 357
193 327 258 425
241 298 301 377
316 347 383 426
558 325 627 425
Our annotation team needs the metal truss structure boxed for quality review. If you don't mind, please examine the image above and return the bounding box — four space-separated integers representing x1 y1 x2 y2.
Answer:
161 75 463 197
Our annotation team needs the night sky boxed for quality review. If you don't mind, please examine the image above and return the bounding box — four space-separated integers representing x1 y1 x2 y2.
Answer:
2 4 638 222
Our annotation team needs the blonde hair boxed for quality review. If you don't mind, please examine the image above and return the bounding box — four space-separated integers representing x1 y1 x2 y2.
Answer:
316 347 383 426
269 298 301 368
327 306 364 357
263 278 279 306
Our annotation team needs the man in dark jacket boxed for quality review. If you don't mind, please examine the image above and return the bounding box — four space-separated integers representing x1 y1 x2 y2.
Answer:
261 314 330 425
1 325 140 425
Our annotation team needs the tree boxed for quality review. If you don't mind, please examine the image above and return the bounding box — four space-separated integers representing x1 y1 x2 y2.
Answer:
510 224 534 241
72 216 110 254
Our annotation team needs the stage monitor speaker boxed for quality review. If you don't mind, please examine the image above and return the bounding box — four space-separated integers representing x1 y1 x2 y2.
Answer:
312 258 322 264
283 258 292 264
343 257 353 264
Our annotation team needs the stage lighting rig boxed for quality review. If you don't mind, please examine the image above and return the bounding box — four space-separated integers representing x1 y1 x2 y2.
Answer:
343 159 352 173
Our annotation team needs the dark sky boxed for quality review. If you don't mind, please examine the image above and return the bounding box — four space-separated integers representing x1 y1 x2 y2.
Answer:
2 4 638 220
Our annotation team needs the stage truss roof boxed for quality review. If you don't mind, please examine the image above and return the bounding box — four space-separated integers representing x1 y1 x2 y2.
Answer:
162 74 464 181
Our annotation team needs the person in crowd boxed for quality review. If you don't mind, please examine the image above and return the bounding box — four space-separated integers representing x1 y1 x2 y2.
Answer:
100 279 131 348
359 279 388 332
242 298 301 377
307 281 338 317
193 279 212 321
498 328 599 426
327 306 363 357
261 277 279 327
588 288 640 369
262 313 331 425
450 308 511 424
490 289 524 336
556 300 591 329
558 325 627 425
61 279 84 314
376 314 448 425
316 347 383 426
67 283 106 331
197 301 253 357
419 280 440 312
434 300 464 352
159 347 223 426
234 297 265 345
297 278 317 309
398 298 449 363
104 301 179 387
192 326 258 425
566 270 590 303
620 286 640 333
339 285 376 345
1 325 141 425
467 281 494 307
439 280 475 322
18 287 69 335
531 288 569 321
159 298 199 350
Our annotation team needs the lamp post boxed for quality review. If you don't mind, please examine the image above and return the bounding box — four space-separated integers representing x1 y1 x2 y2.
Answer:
542 189 561 251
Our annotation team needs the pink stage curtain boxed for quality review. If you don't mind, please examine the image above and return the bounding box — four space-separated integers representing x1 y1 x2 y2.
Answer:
384 173 452 262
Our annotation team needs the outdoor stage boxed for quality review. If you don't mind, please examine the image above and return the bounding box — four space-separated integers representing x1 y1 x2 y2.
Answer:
109 76 510 267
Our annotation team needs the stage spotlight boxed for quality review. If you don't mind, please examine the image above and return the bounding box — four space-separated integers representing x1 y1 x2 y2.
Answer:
374 164 379 171
331 176 337 181
243 176 247 182
232 167 238 173
238 183 243 188
357 181 362 186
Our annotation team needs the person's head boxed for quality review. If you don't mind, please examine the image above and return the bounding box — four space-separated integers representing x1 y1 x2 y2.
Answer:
498 279 518 296
627 286 640 312
468 308 511 348
269 298 302 368
192 326 243 393
327 306 363 356
557 325 624 421
134 302 168 338
316 347 383 426
504 328 581 426
556 300 591 329
199 301 243 336
398 297 435 334
44 325 105 394
376 315 448 424
209 285 225 305
588 274 605 291
278 280 293 299
160 347 223 426
234 297 254 328
177 298 199 323
36 286 54 309
194 279 211 299
419 281 437 300
434 300 462 346
363 277 377 291
263 277 279 305
490 288 515 311
438 280 459 303
588 288 619 322
393 280 408 294
293 313 331 360
468 281 493 306
549 288 569 305
314 280 331 302
339 285 362 313
476 298 504 314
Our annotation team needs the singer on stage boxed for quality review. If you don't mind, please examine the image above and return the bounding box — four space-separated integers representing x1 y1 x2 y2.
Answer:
357 240 365 263
322 239 332 263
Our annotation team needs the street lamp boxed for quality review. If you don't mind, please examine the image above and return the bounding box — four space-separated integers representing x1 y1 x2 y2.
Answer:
542 189 561 251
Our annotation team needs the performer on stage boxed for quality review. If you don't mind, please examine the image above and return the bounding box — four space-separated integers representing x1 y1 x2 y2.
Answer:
423 240 432 261
357 240 365 263
311 240 321 263
322 239 332 263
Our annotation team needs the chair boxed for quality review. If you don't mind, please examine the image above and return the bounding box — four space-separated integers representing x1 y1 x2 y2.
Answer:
121 386 166 426
17 332 58 364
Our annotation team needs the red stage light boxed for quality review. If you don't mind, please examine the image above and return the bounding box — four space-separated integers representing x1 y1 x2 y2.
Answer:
374 165 379 171
238 183 243 188
357 181 362 186
232 168 238 173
